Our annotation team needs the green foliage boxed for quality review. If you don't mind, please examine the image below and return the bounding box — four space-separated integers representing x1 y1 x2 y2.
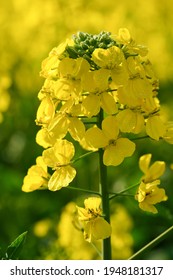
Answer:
1 231 27 260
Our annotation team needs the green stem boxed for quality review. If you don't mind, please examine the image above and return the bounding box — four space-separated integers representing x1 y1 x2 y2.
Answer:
131 135 150 141
68 186 101 196
72 151 96 164
129 225 173 260
109 182 140 200
98 109 112 260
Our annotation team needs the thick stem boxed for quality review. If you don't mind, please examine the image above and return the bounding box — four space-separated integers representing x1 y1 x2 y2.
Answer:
98 109 112 260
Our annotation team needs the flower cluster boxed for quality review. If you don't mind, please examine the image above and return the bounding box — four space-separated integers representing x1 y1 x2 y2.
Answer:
22 28 173 193
135 154 167 213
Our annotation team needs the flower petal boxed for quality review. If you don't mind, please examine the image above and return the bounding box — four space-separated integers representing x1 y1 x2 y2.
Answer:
48 166 76 191
147 161 166 181
85 126 108 148
84 217 111 242
139 154 152 174
84 197 101 212
82 95 100 117
54 139 75 163
146 116 166 141
101 92 117 115
102 116 119 140
92 217 112 240
139 201 158 214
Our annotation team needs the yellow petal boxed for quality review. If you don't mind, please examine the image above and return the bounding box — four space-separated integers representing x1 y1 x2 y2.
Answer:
93 68 110 91
22 157 48 192
116 109 144 134
82 68 110 94
84 217 111 241
36 128 55 148
85 126 108 148
76 206 89 221
82 95 100 117
84 197 101 212
22 173 44 192
54 79 72 100
146 116 166 141
146 187 167 204
92 46 124 69
163 122 173 144
102 116 119 140
36 96 55 126
139 201 158 214
147 161 165 181
111 64 128 86
139 154 152 174
92 217 112 240
116 138 136 157
117 85 141 107
40 54 60 79
42 147 57 168
36 156 47 174
48 114 69 140
103 145 124 166
118 28 131 43
54 139 75 163
58 57 78 78
68 117 85 142
101 92 117 115
103 138 135 166
48 166 76 191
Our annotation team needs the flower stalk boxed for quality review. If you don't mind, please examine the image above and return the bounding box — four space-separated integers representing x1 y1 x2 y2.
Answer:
98 109 112 260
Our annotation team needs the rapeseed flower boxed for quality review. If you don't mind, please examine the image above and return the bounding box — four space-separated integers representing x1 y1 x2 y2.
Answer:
22 156 48 192
135 154 167 213
76 197 112 242
85 116 135 166
81 68 117 117
42 139 76 191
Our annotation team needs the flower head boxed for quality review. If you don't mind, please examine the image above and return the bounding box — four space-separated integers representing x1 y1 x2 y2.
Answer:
42 139 76 191
135 154 167 213
135 181 167 214
22 156 48 192
85 116 135 166
76 197 112 242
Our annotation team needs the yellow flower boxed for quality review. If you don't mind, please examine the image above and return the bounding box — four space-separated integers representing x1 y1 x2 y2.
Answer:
92 46 128 86
135 181 167 214
85 116 135 166
40 39 74 79
42 139 76 191
116 108 144 134
56 201 133 260
117 28 148 57
139 153 166 183
22 156 48 192
135 154 167 213
76 197 112 242
36 99 86 148
81 69 117 117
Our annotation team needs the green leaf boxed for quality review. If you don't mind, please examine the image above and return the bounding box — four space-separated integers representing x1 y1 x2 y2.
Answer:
6 231 28 260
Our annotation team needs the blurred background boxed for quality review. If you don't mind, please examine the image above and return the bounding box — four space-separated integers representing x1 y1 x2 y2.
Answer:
0 0 173 260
